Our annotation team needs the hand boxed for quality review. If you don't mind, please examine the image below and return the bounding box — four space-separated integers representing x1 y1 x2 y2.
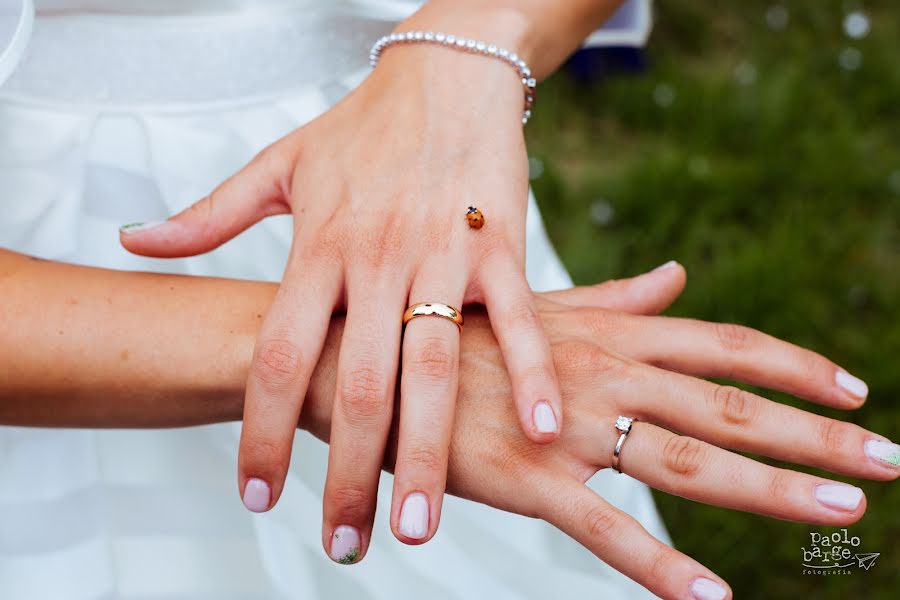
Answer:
119 28 554 546
7 252 892 597
306 265 894 598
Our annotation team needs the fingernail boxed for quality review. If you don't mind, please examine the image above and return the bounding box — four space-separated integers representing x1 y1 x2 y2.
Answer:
690 577 727 600
814 483 863 511
330 525 361 564
242 478 271 513
532 401 559 434
864 439 900 467
119 221 165 234
835 370 868 399
653 260 679 271
398 492 429 539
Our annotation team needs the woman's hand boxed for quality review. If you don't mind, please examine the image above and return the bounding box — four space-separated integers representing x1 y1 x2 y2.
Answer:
4 252 894 597
118 15 554 547
307 267 894 598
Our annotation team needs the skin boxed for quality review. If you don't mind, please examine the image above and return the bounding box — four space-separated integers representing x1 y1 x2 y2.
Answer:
2 249 897 599
118 0 631 551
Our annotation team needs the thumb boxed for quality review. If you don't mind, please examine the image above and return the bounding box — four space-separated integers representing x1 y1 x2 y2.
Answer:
539 261 687 315
120 143 294 258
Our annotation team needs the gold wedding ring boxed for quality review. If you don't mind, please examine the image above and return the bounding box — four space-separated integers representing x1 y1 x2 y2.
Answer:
403 302 463 330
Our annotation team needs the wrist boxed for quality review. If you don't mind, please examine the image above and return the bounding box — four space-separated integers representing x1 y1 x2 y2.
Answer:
397 4 535 67
366 9 536 132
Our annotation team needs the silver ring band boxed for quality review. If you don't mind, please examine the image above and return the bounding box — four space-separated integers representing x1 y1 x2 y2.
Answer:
612 416 636 474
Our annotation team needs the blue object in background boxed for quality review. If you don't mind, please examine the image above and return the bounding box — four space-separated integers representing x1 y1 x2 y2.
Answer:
567 47 648 83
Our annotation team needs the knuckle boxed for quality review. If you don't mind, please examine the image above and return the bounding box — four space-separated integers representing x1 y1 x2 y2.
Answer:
582 307 629 338
663 435 706 478
520 363 558 389
252 339 303 387
408 336 456 380
818 418 851 454
300 228 343 263
796 349 829 385
477 231 515 263
187 191 219 236
401 443 446 474
362 215 405 268
583 504 619 541
498 298 542 333
327 483 372 517
714 386 756 426
193 194 214 223
767 469 791 505
254 142 286 170
647 547 679 587
591 349 631 380
714 322 755 352
242 437 288 474
553 341 627 382
339 364 389 423
552 341 593 376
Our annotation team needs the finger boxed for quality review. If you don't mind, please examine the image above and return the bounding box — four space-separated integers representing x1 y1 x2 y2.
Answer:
480 254 562 442
586 420 868 527
322 272 406 564
540 260 686 315
615 362 900 482
540 478 732 600
120 138 299 258
238 249 341 512
391 264 466 544
606 314 868 408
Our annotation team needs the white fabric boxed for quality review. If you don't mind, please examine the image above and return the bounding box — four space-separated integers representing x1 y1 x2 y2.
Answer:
0 2 668 599
0 0 32 87
0 0 651 92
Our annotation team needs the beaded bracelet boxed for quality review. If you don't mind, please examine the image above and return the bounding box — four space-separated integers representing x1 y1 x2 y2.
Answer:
369 31 537 125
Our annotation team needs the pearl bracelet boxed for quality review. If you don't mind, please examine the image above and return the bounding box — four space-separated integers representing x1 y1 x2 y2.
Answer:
369 31 537 125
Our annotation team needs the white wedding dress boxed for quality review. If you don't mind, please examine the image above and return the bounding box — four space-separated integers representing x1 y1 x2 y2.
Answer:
0 1 669 598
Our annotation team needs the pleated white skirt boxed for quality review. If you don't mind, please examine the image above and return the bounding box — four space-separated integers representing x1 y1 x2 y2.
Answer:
0 4 669 599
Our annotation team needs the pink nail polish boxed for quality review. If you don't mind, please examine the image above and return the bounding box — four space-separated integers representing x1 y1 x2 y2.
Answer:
864 439 900 467
690 577 727 600
330 525 361 564
242 478 271 513
532 401 558 434
835 370 868 399
653 260 679 271
398 492 429 539
814 483 863 511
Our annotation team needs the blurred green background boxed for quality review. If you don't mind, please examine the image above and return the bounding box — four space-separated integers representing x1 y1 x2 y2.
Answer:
526 1 899 597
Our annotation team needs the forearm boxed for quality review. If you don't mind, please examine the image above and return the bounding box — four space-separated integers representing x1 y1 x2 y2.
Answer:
407 0 625 80
0 249 308 428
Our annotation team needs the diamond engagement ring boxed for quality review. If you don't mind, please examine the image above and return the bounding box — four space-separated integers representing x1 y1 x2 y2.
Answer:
612 416 636 474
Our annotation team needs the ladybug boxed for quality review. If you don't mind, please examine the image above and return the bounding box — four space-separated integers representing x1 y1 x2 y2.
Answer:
466 206 485 230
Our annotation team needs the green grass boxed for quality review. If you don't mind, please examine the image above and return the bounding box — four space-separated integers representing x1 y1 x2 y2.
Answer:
526 2 899 597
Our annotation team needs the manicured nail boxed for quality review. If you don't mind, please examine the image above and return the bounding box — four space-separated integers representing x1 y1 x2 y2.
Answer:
119 221 165 234
814 483 863 511
532 401 558 434
864 439 900 467
242 478 271 513
690 577 727 600
330 525 361 564
835 370 868 399
398 492 429 539
653 260 679 271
